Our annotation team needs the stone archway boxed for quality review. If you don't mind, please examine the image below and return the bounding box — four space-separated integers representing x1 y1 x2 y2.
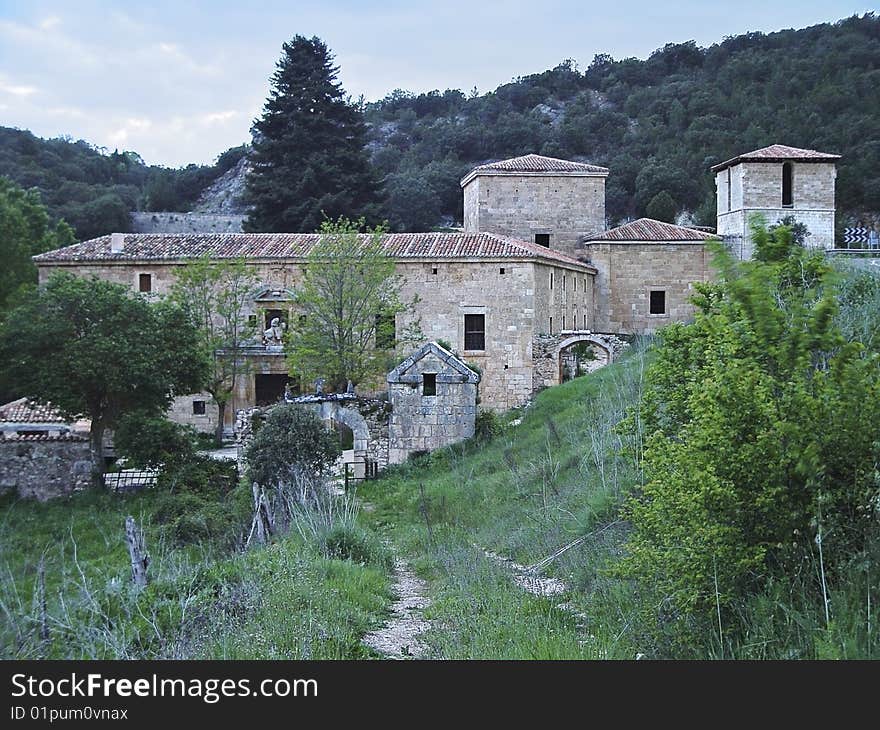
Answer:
532 332 629 392
555 335 613 383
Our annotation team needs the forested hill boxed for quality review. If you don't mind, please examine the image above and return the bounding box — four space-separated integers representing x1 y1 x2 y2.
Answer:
365 13 880 230
1 14 878 239
0 126 247 240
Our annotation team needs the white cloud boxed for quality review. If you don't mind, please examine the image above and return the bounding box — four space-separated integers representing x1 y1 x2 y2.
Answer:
39 16 61 31
202 110 238 125
0 77 38 97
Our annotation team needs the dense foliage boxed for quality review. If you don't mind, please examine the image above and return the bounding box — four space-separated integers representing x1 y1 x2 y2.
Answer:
621 219 880 634
365 14 880 230
284 217 418 390
0 177 74 313
0 126 246 240
0 274 208 483
244 36 381 232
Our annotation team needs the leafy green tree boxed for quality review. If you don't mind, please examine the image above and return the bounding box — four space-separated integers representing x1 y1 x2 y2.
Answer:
171 256 258 443
285 217 420 391
645 190 678 223
0 177 74 312
0 274 208 485
621 218 880 621
244 36 380 232
114 412 198 470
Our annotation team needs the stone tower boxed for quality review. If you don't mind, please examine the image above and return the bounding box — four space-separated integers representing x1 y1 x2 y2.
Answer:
461 154 609 258
713 144 840 259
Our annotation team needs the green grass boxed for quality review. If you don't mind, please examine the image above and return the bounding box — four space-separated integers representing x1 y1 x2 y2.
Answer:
0 488 391 659
359 351 648 659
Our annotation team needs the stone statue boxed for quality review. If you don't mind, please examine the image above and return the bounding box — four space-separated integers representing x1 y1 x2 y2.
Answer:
263 317 285 346
314 377 325 395
346 380 355 395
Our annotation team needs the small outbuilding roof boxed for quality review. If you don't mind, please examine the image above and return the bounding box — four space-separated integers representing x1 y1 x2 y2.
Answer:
461 154 608 186
0 398 69 424
711 144 841 172
585 218 720 243
387 342 481 385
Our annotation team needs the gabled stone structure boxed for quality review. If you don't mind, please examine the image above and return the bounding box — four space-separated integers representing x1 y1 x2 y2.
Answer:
387 342 480 464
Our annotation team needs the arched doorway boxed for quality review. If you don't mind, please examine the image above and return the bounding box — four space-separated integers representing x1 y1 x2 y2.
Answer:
555 335 612 383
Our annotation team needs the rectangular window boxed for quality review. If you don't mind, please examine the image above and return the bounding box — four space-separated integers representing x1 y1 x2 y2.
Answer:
549 272 554 290
464 314 485 351
549 316 553 334
422 373 437 396
535 233 550 247
649 290 667 315
782 163 793 207
562 275 566 291
192 400 206 415
431 267 438 275
583 314 587 329
562 315 566 330
499 267 506 275
726 168 732 212
138 273 152 293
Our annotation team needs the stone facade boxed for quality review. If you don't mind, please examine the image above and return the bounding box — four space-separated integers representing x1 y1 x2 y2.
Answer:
584 242 713 334
387 342 479 464
0 434 91 501
715 159 837 256
532 333 629 391
462 172 607 258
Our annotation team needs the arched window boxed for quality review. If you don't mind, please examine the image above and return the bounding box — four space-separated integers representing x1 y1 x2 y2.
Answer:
782 162 793 207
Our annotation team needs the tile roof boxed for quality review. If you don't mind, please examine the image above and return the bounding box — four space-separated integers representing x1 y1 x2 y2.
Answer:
34 231 594 269
461 154 608 185
711 144 841 172
585 218 720 242
0 398 69 424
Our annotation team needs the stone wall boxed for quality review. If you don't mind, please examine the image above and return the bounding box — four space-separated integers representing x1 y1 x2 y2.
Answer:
387 344 479 464
462 173 606 258
585 242 712 334
130 212 245 234
0 434 91 501
532 332 629 392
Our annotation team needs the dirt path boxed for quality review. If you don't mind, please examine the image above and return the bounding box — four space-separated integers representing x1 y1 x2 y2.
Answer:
481 549 568 597
362 557 432 659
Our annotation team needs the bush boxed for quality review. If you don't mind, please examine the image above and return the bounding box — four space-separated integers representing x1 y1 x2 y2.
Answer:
245 404 341 487
474 409 502 442
322 524 392 569
114 413 198 470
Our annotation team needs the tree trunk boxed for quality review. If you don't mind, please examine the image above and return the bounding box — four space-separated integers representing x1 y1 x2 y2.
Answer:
215 400 227 446
124 516 150 588
89 420 106 489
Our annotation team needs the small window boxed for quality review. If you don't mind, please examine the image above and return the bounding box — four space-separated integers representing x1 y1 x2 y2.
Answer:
431 267 438 275
535 234 550 247
464 314 485 351
192 400 206 415
583 314 587 329
782 162 793 207
138 273 152 293
562 275 566 291
549 272 554 290
726 167 732 212
649 290 667 315
562 315 566 330
422 373 437 397
499 267 506 275
549 316 553 334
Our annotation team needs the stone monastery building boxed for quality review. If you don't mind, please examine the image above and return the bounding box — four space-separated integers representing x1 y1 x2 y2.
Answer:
33 144 838 433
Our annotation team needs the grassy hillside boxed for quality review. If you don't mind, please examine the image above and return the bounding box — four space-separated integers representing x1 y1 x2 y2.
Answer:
0 487 390 659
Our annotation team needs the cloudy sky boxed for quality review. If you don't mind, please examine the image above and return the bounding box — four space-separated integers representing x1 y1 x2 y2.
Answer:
0 0 869 167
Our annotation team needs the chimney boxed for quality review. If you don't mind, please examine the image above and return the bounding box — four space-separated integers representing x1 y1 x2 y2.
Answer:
110 233 125 253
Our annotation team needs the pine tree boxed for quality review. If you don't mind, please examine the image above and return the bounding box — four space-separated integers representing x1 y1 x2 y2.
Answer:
244 36 381 232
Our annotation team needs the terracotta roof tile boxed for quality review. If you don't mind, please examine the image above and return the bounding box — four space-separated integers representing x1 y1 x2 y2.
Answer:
711 144 840 172
0 398 69 424
34 231 594 269
585 218 720 242
460 154 608 185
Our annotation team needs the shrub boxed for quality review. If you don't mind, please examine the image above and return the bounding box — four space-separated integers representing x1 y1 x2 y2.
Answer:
474 409 502 442
322 524 392 569
245 404 341 487
114 413 198 470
